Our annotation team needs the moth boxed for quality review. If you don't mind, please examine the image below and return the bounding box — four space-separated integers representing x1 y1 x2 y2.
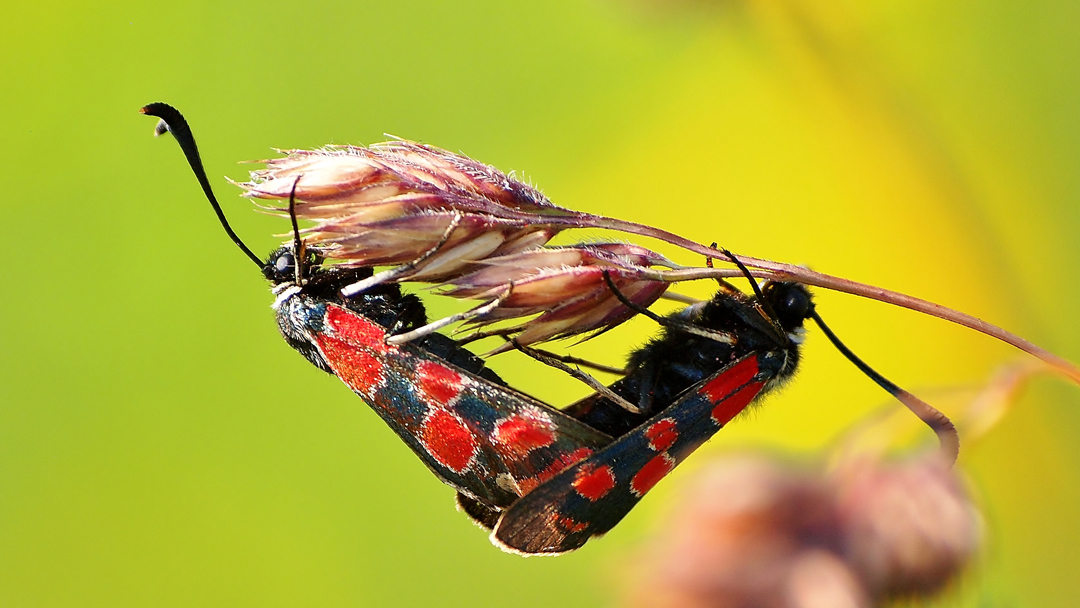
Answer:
142 102 976 554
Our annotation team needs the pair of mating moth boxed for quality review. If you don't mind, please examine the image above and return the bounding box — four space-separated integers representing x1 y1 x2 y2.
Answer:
142 102 1071 555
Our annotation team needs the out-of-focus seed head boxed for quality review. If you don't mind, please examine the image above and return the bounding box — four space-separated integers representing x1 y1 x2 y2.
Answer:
443 243 673 348
623 453 980 608
237 142 588 279
835 456 982 598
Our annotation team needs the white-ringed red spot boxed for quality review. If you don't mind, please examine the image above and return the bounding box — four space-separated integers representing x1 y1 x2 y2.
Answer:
415 360 464 407
324 305 390 353
572 465 617 502
419 408 478 474
630 453 675 498
644 418 678 452
316 334 385 400
492 413 557 458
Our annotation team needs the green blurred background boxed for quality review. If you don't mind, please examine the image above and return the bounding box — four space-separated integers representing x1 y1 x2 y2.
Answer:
2 0 1079 605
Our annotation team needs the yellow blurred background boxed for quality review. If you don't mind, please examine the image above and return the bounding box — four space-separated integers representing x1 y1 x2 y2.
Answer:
2 0 1078 605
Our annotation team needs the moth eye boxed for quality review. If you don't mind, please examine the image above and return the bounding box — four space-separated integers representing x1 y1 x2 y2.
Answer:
275 254 292 273
783 287 811 319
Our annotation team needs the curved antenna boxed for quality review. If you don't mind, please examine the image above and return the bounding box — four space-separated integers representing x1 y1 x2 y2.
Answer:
810 309 960 465
703 242 740 297
720 247 765 300
287 176 306 285
719 246 788 331
140 102 263 268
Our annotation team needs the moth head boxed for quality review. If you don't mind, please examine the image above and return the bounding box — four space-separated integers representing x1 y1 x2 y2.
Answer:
761 282 814 334
262 245 326 286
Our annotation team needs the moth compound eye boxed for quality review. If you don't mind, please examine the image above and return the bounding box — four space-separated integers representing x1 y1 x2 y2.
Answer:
783 287 811 320
764 283 813 331
276 253 292 273
262 248 297 283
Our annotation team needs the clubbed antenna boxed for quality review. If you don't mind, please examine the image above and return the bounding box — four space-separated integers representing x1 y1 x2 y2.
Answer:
287 176 305 285
810 310 960 464
720 248 960 463
140 102 263 269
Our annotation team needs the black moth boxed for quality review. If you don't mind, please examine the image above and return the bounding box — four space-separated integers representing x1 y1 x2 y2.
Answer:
142 102 954 554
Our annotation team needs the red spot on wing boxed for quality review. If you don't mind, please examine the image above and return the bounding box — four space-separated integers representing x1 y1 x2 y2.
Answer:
420 408 478 473
493 414 557 458
415 360 464 407
701 355 759 404
644 418 678 452
316 334 385 399
630 453 675 497
324 305 389 352
572 465 617 501
558 516 588 534
710 381 766 426
518 447 594 495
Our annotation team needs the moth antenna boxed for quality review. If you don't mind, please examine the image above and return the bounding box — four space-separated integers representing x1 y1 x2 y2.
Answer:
140 102 263 269
287 176 305 285
720 247 792 339
810 309 960 464
720 247 765 300
601 271 735 345
703 242 749 297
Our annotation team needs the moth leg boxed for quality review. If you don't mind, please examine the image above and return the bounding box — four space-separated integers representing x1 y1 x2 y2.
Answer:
386 284 512 345
601 271 735 345
704 242 744 297
511 340 641 414
630 355 662 414
340 212 463 297
454 326 519 346
510 345 628 376
658 291 705 305
718 247 787 337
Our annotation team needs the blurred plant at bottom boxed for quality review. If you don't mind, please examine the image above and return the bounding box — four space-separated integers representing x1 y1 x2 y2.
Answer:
619 361 1047 608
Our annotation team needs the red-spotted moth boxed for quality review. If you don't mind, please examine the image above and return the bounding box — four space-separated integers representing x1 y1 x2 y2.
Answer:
144 102 1078 554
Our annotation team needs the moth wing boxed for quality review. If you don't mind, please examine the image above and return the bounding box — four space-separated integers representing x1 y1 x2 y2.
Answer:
314 303 611 508
492 353 771 555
